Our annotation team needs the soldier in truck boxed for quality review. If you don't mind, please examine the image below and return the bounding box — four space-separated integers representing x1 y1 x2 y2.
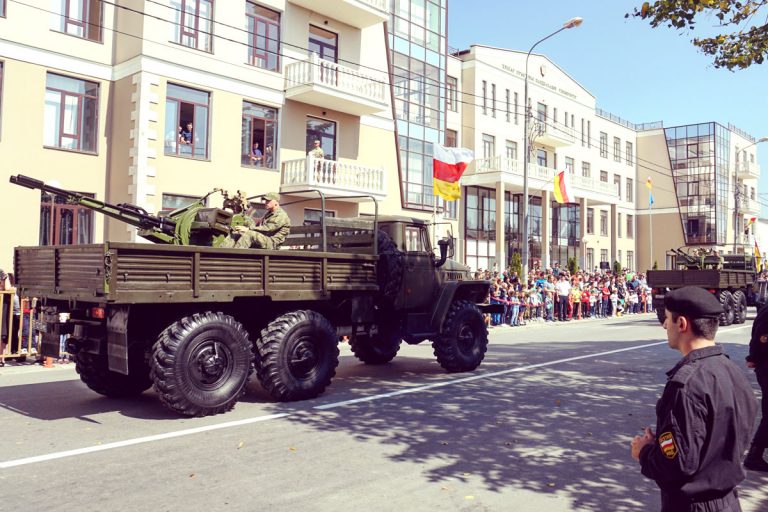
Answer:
219 192 290 250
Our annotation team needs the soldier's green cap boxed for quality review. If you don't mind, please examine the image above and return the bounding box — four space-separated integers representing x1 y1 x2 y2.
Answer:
262 192 280 202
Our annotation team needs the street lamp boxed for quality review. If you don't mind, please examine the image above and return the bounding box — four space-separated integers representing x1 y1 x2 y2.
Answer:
733 136 768 253
522 16 583 279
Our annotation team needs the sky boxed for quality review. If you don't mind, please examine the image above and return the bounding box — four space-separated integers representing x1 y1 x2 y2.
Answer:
447 0 768 216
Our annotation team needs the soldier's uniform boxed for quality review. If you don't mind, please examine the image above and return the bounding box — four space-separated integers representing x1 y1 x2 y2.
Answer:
220 192 290 250
639 287 757 512
745 305 768 471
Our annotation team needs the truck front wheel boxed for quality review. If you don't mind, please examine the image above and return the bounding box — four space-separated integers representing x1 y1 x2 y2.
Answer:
732 290 747 324
151 312 253 417
75 349 152 398
256 310 339 401
433 300 488 373
719 291 735 326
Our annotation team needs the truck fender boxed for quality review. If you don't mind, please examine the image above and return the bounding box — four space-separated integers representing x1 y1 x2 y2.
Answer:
107 305 130 374
429 281 491 332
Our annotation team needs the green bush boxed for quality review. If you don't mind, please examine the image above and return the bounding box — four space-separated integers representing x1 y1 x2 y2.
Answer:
509 252 522 278
567 256 579 274
613 260 622 274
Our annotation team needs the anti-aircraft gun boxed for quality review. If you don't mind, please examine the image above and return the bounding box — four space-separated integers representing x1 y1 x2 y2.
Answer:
9 174 246 246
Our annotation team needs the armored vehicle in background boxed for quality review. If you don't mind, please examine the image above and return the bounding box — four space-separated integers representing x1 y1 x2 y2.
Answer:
647 246 758 326
11 174 492 417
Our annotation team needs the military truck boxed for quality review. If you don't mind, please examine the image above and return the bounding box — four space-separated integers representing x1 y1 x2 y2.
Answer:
10 174 493 417
647 247 758 326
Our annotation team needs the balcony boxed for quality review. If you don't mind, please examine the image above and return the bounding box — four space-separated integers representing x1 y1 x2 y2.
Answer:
280 157 386 201
289 0 388 28
736 161 760 180
740 196 760 215
285 54 389 116
533 122 576 148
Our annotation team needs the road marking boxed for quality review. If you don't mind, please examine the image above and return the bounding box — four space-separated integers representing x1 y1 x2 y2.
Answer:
0 336 743 469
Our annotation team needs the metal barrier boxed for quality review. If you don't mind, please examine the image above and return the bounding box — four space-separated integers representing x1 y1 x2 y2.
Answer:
0 290 40 366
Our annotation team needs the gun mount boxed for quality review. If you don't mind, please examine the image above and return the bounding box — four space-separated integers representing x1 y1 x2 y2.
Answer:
10 174 243 246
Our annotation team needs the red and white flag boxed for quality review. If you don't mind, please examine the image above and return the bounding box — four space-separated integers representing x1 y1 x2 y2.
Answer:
433 144 473 201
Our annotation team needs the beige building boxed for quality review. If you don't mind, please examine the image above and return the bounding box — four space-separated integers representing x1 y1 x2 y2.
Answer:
0 0 423 271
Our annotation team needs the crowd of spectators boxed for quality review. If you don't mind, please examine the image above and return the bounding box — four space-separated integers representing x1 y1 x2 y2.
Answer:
473 263 654 327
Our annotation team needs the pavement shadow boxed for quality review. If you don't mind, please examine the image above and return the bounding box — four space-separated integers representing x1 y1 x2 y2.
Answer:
273 339 768 512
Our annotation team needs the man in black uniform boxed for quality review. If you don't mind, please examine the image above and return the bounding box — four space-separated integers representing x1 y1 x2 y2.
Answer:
631 286 757 512
745 304 768 471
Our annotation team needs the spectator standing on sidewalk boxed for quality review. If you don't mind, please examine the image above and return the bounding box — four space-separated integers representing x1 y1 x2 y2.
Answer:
555 275 571 322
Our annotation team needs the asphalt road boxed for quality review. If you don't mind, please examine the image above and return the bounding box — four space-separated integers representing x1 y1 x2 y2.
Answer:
1 312 767 511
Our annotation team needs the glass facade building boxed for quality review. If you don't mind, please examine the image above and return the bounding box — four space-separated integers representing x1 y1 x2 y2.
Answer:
388 0 455 218
665 123 729 245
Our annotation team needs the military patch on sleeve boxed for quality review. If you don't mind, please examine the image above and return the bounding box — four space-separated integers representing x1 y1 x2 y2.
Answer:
760 335 768 344
659 432 677 459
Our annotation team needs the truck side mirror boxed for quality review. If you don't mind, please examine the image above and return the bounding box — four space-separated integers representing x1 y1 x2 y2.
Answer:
435 238 449 268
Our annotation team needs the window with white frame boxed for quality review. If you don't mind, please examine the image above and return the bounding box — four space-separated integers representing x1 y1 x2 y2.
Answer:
0 0 5 17
599 131 608 158
482 133 495 160
582 161 591 178
514 92 519 124
626 178 633 202
51 0 103 42
505 88 510 122
491 83 496 118
505 140 517 160
618 212 622 237
165 83 210 159
614 174 621 199
481 80 487 115
627 215 634 239
600 170 608 182
600 248 608 264
626 140 633 165
587 208 594 234
44 73 99 153
565 157 574 173
171 0 213 52
246 2 280 72
446 76 458 112
613 136 621 162
627 251 634 271
600 210 608 236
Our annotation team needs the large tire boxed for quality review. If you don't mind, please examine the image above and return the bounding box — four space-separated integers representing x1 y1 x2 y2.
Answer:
75 349 152 398
256 310 339 401
349 320 402 365
376 230 404 303
150 312 253 417
718 290 735 327
432 300 488 373
732 290 748 325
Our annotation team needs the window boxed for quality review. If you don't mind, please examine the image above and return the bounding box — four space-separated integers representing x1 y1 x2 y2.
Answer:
406 226 428 252
242 101 278 168
162 193 204 212
39 191 94 245
51 0 103 42
600 249 608 265
247 2 280 71
446 76 457 112
581 118 585 146
309 25 337 62
751 186 756 200
505 88 510 122
304 208 335 225
600 131 608 158
565 157 574 173
536 149 547 167
627 215 634 239
626 178 633 203
587 208 594 234
627 251 634 271
565 111 569 128
626 141 633 165
618 250 622 265
171 0 213 52
306 116 336 160
482 133 495 159
491 83 496 118
514 92 519 124
44 73 99 153
613 137 621 162
614 174 621 199
445 129 457 148
165 83 210 159
481 80 487 115
600 170 608 183
553 108 558 127
0 0 5 17
582 161 591 178
537 102 547 126
505 140 517 160
587 120 591 148
618 212 622 238
587 247 594 270
600 210 608 236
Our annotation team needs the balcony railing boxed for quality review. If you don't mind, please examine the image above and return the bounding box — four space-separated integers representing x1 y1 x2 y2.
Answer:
284 53 388 116
736 161 760 180
740 196 760 214
534 122 575 147
288 0 388 28
281 157 385 199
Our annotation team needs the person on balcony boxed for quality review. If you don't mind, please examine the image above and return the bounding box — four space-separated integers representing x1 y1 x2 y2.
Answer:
308 139 324 159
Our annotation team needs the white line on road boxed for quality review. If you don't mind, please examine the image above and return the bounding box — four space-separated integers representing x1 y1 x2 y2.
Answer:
0 334 745 470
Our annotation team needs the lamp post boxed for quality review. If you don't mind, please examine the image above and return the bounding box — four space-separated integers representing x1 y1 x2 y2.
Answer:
733 136 768 253
522 16 583 280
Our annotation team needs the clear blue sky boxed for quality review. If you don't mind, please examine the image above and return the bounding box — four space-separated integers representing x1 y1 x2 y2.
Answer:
448 0 768 216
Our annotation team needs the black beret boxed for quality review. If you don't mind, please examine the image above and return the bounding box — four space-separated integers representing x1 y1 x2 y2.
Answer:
664 286 723 319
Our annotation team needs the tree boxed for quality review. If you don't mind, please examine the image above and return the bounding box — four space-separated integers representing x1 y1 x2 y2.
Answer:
509 252 523 278
627 1 768 70
567 256 579 275
613 260 623 275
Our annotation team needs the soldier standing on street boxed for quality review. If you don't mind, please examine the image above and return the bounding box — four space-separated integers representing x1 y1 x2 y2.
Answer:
630 286 757 512
744 304 768 471
219 192 290 250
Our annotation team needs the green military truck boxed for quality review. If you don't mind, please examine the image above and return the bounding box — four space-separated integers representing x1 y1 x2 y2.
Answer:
647 247 758 326
11 175 493 417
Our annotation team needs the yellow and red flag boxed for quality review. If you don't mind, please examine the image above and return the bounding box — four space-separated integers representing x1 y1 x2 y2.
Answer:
553 170 574 204
755 241 762 270
746 217 757 230
433 144 473 201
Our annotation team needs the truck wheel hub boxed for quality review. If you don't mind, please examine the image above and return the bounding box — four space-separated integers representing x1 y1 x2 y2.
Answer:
289 339 318 377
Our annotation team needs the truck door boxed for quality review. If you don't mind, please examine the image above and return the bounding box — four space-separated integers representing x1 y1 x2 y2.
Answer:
400 225 438 310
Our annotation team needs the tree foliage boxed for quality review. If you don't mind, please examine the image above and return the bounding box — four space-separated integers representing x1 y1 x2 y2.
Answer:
509 252 523 278
627 0 768 70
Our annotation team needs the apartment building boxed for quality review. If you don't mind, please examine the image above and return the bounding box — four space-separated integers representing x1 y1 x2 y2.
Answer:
0 0 410 270
452 45 639 272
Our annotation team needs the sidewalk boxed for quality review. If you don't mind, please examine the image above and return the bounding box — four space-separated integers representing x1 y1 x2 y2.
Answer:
489 311 656 330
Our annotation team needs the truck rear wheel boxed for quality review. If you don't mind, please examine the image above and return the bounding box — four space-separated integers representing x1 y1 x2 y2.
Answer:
349 324 402 365
433 300 488 373
718 291 735 326
151 312 253 417
732 290 747 324
75 349 152 398
256 310 339 401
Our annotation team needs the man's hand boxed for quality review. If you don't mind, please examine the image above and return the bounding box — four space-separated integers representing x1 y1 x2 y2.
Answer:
631 427 655 460
233 225 249 235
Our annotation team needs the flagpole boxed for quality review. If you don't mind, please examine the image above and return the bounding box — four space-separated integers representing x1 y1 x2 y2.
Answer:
649 202 653 270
